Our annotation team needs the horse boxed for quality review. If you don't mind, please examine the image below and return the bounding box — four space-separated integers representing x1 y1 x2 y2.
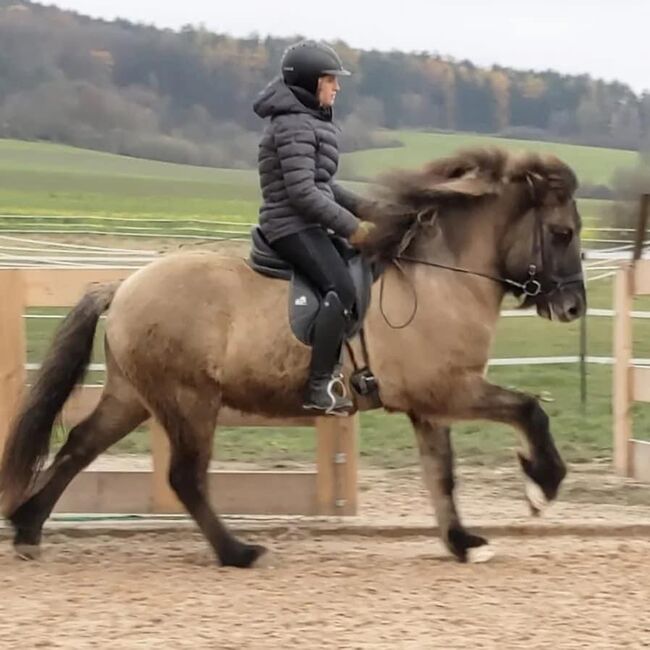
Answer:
0 147 585 567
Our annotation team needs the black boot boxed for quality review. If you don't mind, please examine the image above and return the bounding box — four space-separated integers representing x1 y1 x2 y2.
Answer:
303 290 353 415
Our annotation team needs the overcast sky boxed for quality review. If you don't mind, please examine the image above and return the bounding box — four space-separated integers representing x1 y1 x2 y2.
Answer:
46 0 649 94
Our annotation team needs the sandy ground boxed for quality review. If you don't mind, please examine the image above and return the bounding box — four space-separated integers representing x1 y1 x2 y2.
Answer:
1 462 650 649
1 533 649 649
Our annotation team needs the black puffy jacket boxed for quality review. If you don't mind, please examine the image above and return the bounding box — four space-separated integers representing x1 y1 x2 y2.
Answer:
253 77 362 243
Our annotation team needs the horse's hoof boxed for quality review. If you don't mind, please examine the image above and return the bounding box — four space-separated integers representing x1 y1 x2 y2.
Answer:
220 543 268 569
14 544 41 561
447 527 491 563
524 477 549 516
467 543 495 564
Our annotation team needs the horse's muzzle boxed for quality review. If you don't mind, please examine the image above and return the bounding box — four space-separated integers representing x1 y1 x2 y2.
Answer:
538 286 586 323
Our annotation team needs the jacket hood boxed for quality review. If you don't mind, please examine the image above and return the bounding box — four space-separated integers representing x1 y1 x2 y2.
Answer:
253 77 332 121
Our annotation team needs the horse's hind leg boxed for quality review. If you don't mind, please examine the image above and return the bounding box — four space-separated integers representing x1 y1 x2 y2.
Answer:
150 387 267 568
409 414 491 563
9 379 148 558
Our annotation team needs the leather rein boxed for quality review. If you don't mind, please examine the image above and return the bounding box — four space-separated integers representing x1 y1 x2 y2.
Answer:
378 198 584 330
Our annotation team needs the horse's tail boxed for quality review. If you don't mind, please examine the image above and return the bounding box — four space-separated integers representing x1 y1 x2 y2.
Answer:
0 281 120 515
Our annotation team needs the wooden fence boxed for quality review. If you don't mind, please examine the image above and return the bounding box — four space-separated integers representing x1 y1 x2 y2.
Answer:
613 194 650 482
0 268 358 516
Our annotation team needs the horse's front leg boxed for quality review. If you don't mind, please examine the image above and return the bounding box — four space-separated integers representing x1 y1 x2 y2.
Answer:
448 376 567 515
408 414 493 563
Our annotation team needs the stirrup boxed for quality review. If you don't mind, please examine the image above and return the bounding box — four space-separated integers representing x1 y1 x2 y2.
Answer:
303 376 353 416
326 376 351 412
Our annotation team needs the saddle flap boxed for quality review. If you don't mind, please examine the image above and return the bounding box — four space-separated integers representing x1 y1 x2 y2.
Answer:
247 226 376 346
347 255 373 337
289 253 374 346
289 275 322 344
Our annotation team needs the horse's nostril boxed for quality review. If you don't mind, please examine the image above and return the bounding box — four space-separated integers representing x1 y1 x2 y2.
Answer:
568 305 579 317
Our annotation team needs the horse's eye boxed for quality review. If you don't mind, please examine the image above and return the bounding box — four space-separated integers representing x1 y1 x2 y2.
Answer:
550 226 573 246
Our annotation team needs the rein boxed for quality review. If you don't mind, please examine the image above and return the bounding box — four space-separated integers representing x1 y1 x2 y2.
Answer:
394 255 544 296
378 205 584 330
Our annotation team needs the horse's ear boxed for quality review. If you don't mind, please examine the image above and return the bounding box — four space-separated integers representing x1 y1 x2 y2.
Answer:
524 171 549 205
517 160 576 206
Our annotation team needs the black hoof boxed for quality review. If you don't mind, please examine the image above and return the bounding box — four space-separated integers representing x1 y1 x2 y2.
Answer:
10 508 42 545
447 526 489 563
517 452 566 502
8 499 45 559
11 522 42 560
219 543 268 568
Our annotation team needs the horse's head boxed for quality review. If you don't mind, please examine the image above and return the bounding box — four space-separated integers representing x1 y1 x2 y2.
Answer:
362 147 586 322
499 154 586 323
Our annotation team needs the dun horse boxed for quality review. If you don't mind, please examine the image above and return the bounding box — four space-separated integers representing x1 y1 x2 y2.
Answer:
0 148 585 566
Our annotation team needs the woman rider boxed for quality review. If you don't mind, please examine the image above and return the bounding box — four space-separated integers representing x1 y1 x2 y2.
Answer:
253 40 374 415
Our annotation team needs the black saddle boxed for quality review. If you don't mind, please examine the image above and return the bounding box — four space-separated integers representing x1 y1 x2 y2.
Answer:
247 226 376 346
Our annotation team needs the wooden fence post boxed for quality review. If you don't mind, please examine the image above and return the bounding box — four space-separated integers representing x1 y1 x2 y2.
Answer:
316 414 358 516
613 266 633 476
148 418 184 513
0 270 26 458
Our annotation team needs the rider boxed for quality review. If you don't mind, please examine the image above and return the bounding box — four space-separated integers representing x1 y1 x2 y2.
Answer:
253 40 374 415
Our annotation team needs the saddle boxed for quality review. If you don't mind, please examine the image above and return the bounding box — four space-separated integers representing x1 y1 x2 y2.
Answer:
248 226 376 345
247 226 381 402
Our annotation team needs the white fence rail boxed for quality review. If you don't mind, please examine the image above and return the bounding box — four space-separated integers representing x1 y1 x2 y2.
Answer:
23 357 650 373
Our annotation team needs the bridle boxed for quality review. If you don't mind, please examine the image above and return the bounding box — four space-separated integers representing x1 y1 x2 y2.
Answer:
379 196 584 329
397 206 583 298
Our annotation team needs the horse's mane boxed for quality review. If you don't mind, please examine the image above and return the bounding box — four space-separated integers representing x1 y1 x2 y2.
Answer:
361 147 578 262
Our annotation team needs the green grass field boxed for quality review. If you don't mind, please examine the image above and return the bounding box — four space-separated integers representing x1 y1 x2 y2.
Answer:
3 134 648 469
0 139 261 221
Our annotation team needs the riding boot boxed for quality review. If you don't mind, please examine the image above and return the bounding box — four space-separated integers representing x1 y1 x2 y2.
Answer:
303 290 354 415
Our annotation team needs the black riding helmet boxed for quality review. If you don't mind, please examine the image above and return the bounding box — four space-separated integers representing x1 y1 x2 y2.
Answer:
281 40 351 96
